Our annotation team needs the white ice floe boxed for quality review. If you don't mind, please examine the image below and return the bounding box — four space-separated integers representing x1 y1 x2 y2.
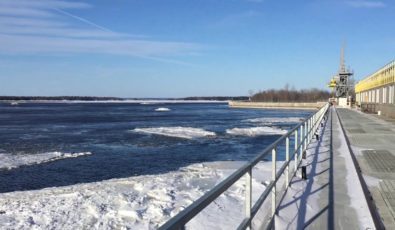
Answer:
0 161 278 230
133 127 216 139
245 117 304 124
226 126 287 137
155 107 171 112
0 152 92 170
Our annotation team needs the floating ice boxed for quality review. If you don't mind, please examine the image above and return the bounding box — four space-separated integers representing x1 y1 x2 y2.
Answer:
0 152 92 170
226 126 287 137
155 107 171 112
133 127 216 139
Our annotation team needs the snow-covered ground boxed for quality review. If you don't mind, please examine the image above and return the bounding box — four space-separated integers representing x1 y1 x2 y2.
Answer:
0 152 92 170
0 161 279 229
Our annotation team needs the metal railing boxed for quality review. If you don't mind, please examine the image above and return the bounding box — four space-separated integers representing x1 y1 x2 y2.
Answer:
159 103 330 230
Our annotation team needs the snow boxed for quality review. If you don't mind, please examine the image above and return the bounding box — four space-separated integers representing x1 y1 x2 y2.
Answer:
226 126 287 137
132 127 216 139
0 161 277 229
332 111 375 227
154 107 171 112
0 152 92 170
244 117 304 124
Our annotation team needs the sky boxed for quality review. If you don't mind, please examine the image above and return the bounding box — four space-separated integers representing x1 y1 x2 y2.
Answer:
0 0 394 98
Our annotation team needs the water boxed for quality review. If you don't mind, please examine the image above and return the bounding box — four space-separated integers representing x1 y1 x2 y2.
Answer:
0 102 312 193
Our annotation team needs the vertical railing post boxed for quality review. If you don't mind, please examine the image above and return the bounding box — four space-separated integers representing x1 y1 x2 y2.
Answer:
309 118 312 143
311 117 314 141
307 119 310 144
313 115 316 135
294 130 298 173
245 167 252 229
285 136 290 187
314 112 317 132
301 121 307 152
271 147 277 217
300 125 303 164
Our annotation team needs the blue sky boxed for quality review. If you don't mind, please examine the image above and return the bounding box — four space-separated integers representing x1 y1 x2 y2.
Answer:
0 0 394 97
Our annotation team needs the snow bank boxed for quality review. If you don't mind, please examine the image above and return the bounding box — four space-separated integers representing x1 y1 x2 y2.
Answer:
245 117 304 124
155 107 171 112
0 161 277 229
0 152 92 170
226 126 287 137
133 127 216 139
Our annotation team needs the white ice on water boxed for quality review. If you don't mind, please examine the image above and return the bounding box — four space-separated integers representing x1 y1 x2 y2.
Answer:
133 127 216 139
0 152 92 170
0 161 276 230
226 126 287 137
154 107 171 112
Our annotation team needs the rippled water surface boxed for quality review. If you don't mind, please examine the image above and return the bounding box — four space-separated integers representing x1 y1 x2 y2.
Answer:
0 102 312 192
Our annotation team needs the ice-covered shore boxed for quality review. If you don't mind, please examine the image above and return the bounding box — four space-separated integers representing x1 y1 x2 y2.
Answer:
0 161 276 230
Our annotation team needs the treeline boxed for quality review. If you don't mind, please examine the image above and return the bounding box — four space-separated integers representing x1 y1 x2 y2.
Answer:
0 96 122 101
183 96 249 101
251 88 331 102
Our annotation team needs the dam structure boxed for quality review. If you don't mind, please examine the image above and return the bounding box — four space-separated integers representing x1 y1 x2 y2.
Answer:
355 60 395 118
159 60 395 230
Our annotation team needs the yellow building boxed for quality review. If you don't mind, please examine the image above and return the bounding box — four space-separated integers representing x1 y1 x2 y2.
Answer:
355 60 395 105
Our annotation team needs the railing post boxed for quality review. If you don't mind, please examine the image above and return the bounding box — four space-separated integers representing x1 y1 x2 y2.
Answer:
294 130 298 173
300 125 303 163
301 121 308 152
285 136 290 188
307 119 310 144
271 147 277 217
245 167 252 230
309 118 312 143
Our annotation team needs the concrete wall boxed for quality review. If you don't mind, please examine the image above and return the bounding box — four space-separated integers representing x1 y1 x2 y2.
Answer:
360 103 395 119
228 101 326 109
378 104 395 119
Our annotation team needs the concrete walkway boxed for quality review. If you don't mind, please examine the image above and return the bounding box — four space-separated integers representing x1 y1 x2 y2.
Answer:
276 107 374 229
337 108 395 229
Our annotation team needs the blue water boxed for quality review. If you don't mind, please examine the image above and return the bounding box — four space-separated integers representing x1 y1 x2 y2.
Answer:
0 102 312 193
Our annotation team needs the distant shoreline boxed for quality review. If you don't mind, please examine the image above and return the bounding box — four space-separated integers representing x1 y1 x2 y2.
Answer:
0 99 229 104
0 96 248 103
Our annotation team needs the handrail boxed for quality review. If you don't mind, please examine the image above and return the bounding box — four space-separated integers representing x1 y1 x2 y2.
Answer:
159 103 330 230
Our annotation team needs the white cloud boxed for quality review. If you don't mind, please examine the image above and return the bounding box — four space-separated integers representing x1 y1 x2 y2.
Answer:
0 34 197 57
346 0 386 8
0 0 91 10
0 0 200 63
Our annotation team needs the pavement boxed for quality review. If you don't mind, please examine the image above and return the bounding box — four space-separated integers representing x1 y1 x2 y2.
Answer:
337 107 395 229
276 107 374 229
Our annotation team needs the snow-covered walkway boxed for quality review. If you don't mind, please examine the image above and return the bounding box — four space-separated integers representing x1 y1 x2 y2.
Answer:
275 107 374 229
